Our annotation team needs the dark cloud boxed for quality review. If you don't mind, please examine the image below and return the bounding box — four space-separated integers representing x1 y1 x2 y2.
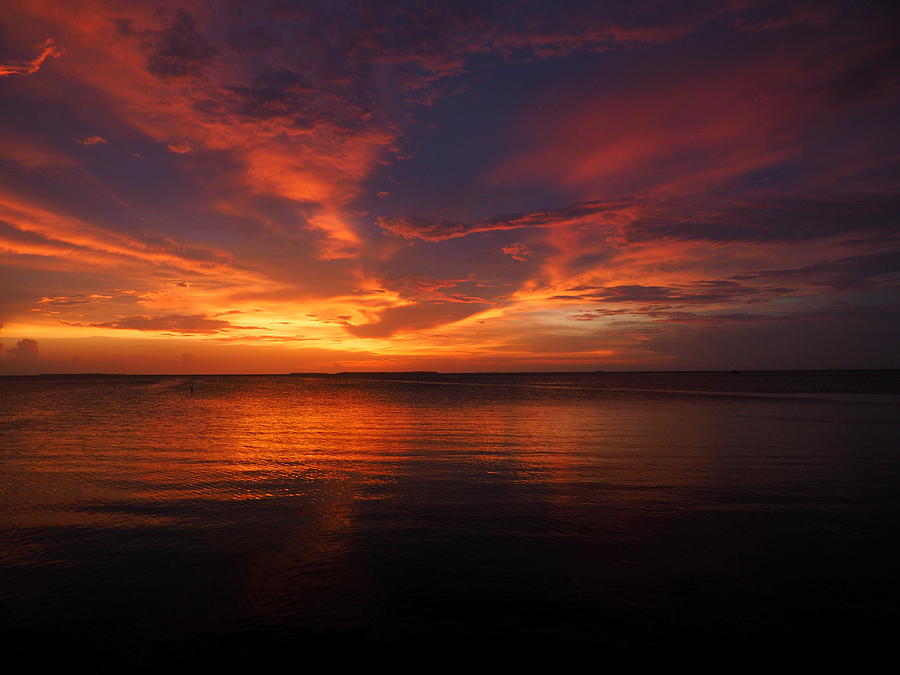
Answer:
378 191 900 246
570 307 634 321
8 337 38 361
225 27 276 54
734 3 833 33
307 313 352 326
379 275 490 304
733 250 900 290
143 10 218 79
377 199 631 241
822 44 900 105
226 72 313 120
552 281 785 304
570 306 779 323
625 193 900 243
655 311 778 324
73 314 263 334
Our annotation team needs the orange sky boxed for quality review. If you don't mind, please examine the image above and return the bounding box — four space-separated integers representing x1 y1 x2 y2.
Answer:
1 1 899 373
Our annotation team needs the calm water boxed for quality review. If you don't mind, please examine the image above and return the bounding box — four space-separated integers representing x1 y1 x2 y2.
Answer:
1 371 898 665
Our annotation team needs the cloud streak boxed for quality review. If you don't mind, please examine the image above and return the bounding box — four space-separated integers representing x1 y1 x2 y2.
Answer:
378 200 632 241
67 313 264 335
0 38 63 76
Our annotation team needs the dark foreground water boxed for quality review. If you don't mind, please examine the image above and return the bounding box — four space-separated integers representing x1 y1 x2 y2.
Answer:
1 371 898 666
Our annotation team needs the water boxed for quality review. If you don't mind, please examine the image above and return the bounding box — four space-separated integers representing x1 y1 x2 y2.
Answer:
1 371 898 665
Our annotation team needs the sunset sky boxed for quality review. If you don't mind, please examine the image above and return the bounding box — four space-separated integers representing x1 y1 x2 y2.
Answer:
1 0 898 373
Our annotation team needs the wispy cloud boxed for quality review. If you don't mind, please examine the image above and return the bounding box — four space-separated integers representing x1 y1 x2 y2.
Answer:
378 200 632 241
0 38 63 77
67 313 264 334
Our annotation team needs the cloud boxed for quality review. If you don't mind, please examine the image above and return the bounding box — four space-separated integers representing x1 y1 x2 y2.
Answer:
377 199 632 241
38 294 111 307
7 338 38 361
570 307 777 324
0 198 267 285
346 301 491 338
654 311 777 324
821 43 900 104
551 281 786 304
74 136 107 146
502 243 532 261
307 313 352 327
0 38 63 76
400 3 735 64
71 314 263 334
733 250 900 290
142 10 218 79
166 140 192 154
734 4 833 33
625 194 900 243
379 275 490 304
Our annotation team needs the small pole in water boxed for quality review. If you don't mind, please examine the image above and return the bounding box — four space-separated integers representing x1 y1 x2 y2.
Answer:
190 383 194 396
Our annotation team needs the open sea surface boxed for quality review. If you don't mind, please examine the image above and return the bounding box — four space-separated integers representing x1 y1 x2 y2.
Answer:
1 371 898 666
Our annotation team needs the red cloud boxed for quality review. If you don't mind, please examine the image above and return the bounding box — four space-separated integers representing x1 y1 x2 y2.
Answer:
502 243 532 261
0 38 63 76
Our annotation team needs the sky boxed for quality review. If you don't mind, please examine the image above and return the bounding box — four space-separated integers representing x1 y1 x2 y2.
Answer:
1 0 898 374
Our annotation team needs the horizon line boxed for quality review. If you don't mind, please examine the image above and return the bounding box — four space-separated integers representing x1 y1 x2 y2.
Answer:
2 368 898 378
